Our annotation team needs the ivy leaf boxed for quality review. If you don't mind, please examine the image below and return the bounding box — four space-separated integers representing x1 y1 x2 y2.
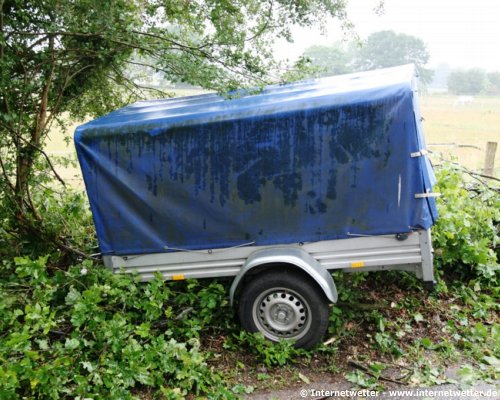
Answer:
37 339 49 350
135 322 151 338
65 338 80 350
81 361 94 372
65 287 81 305
413 313 424 323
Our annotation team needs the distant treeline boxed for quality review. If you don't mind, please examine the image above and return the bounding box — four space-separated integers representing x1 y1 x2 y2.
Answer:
302 30 432 84
447 69 500 96
301 30 500 96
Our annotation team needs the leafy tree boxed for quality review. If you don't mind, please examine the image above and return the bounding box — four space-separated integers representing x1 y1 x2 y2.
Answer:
302 30 432 83
302 42 356 77
354 30 432 84
485 71 500 95
0 0 349 257
447 69 486 95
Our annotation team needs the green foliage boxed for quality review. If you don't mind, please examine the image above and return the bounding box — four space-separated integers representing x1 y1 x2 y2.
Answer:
447 69 487 95
355 31 432 84
0 257 238 398
367 311 403 357
224 331 306 367
325 272 368 340
302 30 432 84
485 72 500 95
432 163 499 283
446 68 500 95
0 181 97 263
345 370 384 390
302 42 357 77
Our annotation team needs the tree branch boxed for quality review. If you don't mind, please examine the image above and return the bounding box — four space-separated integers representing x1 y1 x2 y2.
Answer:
431 151 500 186
245 0 274 42
105 73 144 100
45 63 96 129
34 35 56 147
466 170 500 183
125 59 180 76
0 152 15 192
7 30 106 38
130 29 208 52
14 133 66 187
25 183 42 222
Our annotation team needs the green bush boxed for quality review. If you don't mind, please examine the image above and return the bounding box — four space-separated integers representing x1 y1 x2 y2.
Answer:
432 164 499 283
0 186 97 264
224 331 306 367
0 257 236 399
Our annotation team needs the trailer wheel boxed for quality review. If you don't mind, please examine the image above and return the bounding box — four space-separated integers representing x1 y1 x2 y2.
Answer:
238 271 329 349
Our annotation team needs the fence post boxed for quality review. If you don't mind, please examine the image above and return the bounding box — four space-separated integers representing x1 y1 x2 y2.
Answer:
483 141 497 176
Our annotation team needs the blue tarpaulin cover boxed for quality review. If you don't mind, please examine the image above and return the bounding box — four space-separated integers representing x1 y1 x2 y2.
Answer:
75 65 438 256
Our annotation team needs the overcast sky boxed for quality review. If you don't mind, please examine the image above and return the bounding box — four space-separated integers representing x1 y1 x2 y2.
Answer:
275 0 500 71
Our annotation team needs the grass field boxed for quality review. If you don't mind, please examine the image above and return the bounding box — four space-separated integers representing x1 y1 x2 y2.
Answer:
45 93 500 188
420 95 500 175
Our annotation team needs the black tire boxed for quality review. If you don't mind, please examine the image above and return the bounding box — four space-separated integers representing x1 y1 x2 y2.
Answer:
238 270 330 349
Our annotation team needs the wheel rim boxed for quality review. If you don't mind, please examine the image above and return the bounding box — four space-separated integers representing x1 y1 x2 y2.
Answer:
252 287 312 342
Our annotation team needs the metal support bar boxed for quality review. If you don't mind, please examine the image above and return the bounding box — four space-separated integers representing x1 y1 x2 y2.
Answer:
410 149 429 158
415 192 441 199
418 229 435 283
103 231 434 292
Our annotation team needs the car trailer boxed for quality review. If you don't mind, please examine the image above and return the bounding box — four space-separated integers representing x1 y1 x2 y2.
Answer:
75 65 438 348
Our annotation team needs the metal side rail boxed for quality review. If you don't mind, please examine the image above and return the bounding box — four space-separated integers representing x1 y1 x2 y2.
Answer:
103 230 434 284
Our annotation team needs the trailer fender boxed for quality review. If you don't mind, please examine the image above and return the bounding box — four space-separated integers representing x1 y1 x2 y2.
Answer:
229 247 337 306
